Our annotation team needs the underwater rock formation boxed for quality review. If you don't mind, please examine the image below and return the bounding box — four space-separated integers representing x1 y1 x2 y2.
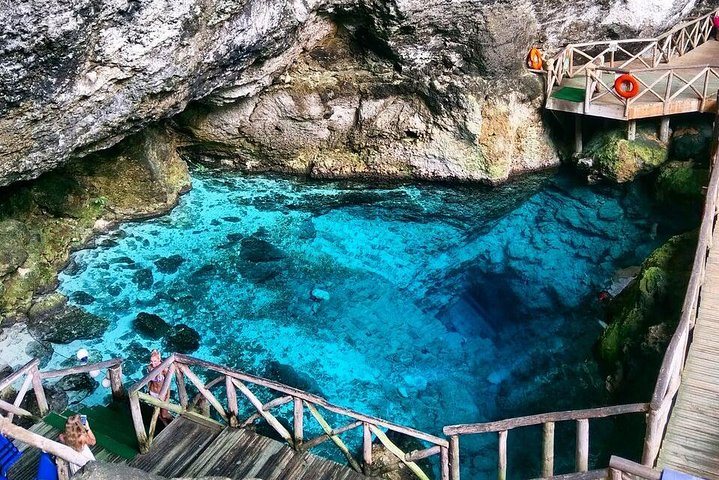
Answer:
0 0 702 186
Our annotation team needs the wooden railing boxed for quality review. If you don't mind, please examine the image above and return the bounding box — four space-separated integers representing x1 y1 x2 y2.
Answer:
0 357 125 469
127 353 449 480
545 8 719 97
583 64 719 118
442 404 649 480
641 93 719 466
608 456 661 480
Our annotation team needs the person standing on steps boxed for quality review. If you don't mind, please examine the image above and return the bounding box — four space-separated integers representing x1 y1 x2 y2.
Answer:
148 349 173 424
714 13 719 41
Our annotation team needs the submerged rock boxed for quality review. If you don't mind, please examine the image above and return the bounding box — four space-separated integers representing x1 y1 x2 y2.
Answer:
70 291 96 305
264 360 323 396
27 293 109 344
655 161 708 206
240 237 287 263
154 255 185 274
56 373 98 394
134 312 171 339
132 268 154 290
164 323 200 354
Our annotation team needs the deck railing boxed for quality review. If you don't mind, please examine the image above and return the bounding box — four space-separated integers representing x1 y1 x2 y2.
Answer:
641 93 719 466
545 8 719 98
442 404 649 480
582 64 719 118
127 353 449 480
0 357 125 469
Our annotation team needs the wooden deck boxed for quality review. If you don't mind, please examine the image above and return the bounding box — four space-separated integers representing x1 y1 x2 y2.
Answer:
128 413 376 480
545 39 719 120
657 224 719 479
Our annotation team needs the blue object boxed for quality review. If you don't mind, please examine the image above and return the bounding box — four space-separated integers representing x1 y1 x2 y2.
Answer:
36 451 58 480
0 434 21 480
662 469 706 480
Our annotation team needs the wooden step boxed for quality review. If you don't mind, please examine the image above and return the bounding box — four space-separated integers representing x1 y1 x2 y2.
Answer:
128 413 222 477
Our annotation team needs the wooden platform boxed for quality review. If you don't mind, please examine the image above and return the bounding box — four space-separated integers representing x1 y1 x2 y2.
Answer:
129 414 375 480
545 40 719 120
657 225 719 479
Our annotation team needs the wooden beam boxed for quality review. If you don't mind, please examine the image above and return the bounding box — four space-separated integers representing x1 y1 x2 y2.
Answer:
294 397 303 446
444 403 648 435
226 376 238 428
659 117 670 143
8 373 34 423
0 416 91 467
129 392 150 454
441 446 450 480
240 396 293 427
40 359 123 380
406 446 441 462
609 456 661 480
627 120 637 141
0 359 39 392
30 367 48 416
175 354 447 447
109 364 125 401
179 364 227 420
0 399 35 419
363 422 373 474
498 430 507 480
542 422 555 477
307 401 362 472
128 354 175 394
175 367 188 408
232 378 293 445
576 419 589 472
369 424 430 480
450 435 460 480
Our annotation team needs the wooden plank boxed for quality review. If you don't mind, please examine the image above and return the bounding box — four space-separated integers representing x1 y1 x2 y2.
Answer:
128 415 221 477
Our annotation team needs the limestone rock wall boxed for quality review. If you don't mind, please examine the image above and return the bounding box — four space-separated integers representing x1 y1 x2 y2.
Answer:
0 0 701 186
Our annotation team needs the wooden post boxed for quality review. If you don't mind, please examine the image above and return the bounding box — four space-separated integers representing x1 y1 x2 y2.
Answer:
175 367 188 409
226 376 238 428
610 468 622 480
30 368 48 417
8 374 34 423
441 445 450 480
542 422 555 477
450 435 460 480
575 115 583 154
663 72 674 115
294 397 304 447
129 392 149 453
576 419 589 472
109 364 125 401
498 430 507 480
363 422 373 474
180 364 227 420
627 120 637 141
659 117 671 143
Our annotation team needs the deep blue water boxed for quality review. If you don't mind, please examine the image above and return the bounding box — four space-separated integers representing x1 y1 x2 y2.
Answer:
55 169 688 478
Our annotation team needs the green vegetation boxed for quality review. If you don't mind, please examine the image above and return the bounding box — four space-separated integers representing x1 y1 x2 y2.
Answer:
586 129 668 183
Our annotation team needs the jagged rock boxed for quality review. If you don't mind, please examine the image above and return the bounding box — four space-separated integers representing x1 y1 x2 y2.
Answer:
154 254 185 274
27 293 109 344
134 312 171 339
56 373 98 394
670 122 714 162
25 340 54 368
70 291 96 305
132 268 154 289
164 323 200 354
0 0 700 187
584 128 669 183
655 161 708 206
0 220 30 277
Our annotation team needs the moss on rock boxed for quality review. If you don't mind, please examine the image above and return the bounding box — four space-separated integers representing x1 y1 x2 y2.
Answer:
655 161 708 206
586 129 668 183
0 125 191 320
598 231 697 400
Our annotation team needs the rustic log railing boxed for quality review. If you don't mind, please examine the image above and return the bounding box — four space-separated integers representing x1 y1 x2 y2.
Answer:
582 64 719 118
442 403 650 480
641 93 719 466
0 357 125 471
127 353 449 480
545 8 719 98
0 357 124 423
608 456 661 480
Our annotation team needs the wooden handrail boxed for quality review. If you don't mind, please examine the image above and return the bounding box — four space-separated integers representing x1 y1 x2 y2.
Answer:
443 403 648 436
609 456 661 480
642 91 719 465
0 359 39 392
39 358 123 379
128 354 175 394
174 354 448 447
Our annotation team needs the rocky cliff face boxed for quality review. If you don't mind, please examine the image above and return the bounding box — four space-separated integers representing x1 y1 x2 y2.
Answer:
0 0 702 185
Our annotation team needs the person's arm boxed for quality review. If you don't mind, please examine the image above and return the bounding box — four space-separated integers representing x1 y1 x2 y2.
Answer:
83 426 96 446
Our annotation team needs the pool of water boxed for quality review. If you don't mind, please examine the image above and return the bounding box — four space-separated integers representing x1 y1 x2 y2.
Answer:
54 168 689 477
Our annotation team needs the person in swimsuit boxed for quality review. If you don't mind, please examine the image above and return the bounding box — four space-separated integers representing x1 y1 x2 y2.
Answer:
148 349 172 422
59 414 96 476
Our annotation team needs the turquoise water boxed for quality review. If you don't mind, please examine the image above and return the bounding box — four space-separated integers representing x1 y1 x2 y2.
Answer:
55 169 688 477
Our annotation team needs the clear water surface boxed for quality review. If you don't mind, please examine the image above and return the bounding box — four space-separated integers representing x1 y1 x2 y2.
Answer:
54 168 690 478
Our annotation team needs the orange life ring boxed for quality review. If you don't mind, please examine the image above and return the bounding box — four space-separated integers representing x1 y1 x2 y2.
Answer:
527 48 543 70
614 74 640 99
